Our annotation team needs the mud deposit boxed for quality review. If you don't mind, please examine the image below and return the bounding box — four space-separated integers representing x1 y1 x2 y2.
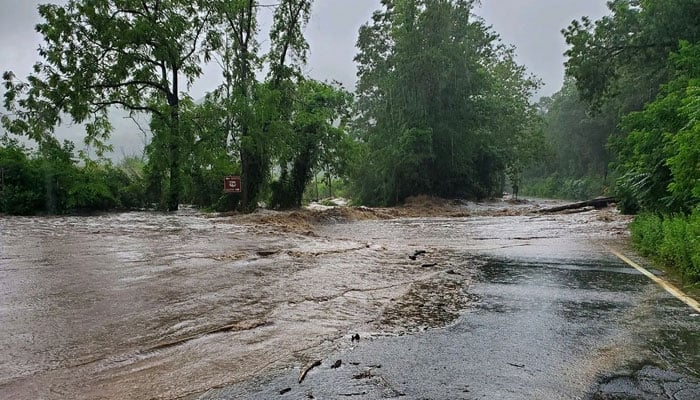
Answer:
1 200 696 399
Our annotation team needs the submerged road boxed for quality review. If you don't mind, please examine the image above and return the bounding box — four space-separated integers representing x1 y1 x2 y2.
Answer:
0 203 698 399
202 212 700 399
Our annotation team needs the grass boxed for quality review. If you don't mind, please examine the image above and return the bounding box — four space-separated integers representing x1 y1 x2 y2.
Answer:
630 210 700 285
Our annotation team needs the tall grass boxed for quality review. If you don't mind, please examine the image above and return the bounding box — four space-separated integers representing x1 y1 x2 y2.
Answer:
630 210 700 282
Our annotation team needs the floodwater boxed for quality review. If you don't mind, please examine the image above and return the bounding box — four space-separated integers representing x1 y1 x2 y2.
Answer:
0 203 698 399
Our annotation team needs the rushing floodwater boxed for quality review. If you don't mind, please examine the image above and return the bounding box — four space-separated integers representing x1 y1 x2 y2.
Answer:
0 207 471 399
1 204 696 399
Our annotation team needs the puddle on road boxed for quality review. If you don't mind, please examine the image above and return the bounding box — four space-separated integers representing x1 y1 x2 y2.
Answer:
589 364 700 400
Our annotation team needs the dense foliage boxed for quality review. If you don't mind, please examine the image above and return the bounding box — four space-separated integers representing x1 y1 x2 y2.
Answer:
562 0 700 210
563 0 700 111
631 212 700 283
526 0 700 204
0 135 145 215
3 0 544 212
2 0 219 211
619 44 700 282
616 42 700 214
2 0 321 212
269 79 354 209
520 79 613 200
351 0 542 205
560 0 700 282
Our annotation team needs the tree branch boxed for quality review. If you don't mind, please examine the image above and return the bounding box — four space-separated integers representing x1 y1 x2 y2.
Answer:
179 9 212 65
92 100 164 118
86 79 169 95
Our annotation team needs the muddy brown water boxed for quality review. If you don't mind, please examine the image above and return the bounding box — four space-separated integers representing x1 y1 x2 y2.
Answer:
0 202 689 399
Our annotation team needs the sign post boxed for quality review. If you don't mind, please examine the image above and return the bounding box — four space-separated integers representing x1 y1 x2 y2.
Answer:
224 176 242 193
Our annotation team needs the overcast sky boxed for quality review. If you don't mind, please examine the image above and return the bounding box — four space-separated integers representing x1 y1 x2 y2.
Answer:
0 0 610 157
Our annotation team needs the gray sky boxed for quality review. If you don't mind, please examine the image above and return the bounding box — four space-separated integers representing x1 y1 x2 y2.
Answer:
1 0 610 158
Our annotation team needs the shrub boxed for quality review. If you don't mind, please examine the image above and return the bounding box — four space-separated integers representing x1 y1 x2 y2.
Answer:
630 214 664 257
631 210 700 282
521 174 606 200
1 138 149 214
658 217 691 271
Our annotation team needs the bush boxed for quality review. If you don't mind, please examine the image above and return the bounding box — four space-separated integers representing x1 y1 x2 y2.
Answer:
521 174 607 200
0 185 44 215
689 212 700 278
631 211 700 282
630 214 664 257
0 137 149 214
658 217 691 271
68 164 118 211
0 143 45 214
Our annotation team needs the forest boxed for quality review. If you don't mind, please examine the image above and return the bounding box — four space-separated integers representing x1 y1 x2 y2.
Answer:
1 1 699 280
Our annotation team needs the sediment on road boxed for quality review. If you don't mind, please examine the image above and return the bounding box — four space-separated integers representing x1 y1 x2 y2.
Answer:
221 195 592 235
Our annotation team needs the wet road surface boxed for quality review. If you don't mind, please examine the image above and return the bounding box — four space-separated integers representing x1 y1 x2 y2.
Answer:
0 204 698 399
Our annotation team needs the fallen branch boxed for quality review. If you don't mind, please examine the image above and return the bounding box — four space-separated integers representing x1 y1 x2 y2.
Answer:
539 197 616 213
561 206 595 214
298 360 322 383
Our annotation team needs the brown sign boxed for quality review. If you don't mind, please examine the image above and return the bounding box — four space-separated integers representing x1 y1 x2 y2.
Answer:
224 176 242 193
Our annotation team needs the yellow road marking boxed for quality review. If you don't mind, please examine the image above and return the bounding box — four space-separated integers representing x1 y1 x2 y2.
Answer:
610 248 700 314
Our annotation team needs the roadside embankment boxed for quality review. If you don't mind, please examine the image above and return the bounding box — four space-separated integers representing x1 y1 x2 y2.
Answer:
630 211 700 290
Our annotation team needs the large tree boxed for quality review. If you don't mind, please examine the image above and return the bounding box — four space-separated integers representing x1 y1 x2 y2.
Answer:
210 0 263 211
205 0 313 211
141 0 314 212
352 0 540 205
563 0 700 212
270 79 353 209
2 0 218 211
539 78 614 179
563 0 700 111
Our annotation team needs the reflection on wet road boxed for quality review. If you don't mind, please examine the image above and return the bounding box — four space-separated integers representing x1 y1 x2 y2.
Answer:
0 205 698 399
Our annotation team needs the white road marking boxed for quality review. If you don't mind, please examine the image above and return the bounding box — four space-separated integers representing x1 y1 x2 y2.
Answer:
610 249 700 313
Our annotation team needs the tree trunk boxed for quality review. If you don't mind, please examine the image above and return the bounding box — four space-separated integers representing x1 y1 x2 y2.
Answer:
291 148 313 207
241 148 252 211
539 197 616 213
240 146 265 212
167 71 180 212
327 173 332 198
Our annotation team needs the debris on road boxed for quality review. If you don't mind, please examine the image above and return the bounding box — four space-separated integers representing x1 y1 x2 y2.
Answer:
539 197 616 213
299 360 322 384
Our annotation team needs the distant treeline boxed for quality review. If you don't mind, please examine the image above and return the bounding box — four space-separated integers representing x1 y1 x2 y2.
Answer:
0 137 146 215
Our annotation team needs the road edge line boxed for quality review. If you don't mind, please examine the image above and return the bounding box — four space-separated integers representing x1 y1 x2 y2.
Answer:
609 248 700 313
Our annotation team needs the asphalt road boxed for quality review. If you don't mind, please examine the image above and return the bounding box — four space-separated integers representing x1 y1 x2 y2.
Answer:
199 213 700 400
